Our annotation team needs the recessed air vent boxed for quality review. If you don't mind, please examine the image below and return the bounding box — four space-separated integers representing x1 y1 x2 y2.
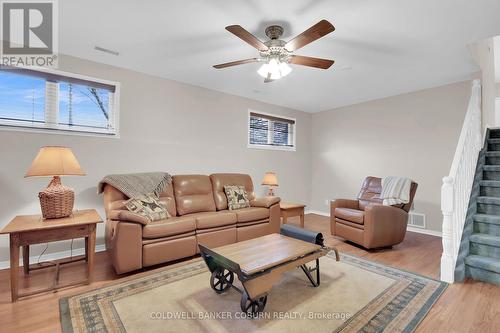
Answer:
408 212 426 228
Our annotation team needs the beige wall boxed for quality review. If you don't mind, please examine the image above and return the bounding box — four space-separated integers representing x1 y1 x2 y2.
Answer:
310 81 471 232
0 55 312 264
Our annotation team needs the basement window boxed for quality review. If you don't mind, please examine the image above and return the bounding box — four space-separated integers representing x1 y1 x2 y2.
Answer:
248 111 296 151
0 66 119 136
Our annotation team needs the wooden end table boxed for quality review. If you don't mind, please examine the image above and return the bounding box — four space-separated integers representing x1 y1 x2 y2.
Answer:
280 202 306 228
0 209 103 302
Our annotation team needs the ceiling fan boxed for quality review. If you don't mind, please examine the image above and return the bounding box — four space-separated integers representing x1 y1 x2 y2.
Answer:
213 20 335 83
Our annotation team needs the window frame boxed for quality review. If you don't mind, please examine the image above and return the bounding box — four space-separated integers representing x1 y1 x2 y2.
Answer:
247 110 296 151
0 66 120 138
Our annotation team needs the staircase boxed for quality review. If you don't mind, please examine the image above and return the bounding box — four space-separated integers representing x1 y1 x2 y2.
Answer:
462 129 500 284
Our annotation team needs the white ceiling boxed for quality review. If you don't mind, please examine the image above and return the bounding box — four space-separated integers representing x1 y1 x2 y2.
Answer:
60 0 500 112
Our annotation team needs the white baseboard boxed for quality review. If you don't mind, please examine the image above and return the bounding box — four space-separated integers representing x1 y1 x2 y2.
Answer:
406 227 442 237
305 209 329 217
0 244 106 270
304 210 442 237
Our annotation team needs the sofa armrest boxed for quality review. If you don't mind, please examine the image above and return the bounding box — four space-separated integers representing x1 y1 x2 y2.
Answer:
268 203 282 234
108 210 149 225
250 196 281 208
330 199 359 216
330 199 359 235
363 204 408 248
105 220 143 274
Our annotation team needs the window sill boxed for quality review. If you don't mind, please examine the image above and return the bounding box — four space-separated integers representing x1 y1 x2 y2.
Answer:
0 124 119 139
247 144 296 152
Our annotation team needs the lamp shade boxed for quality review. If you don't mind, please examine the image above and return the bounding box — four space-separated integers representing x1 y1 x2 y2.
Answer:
25 146 85 177
261 172 278 186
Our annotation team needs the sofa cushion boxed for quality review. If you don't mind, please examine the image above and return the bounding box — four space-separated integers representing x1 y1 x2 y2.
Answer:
224 185 250 210
158 183 177 217
142 216 196 239
125 194 170 222
173 175 216 215
335 208 364 225
186 211 237 230
357 177 383 211
235 207 269 223
335 218 365 230
210 173 255 211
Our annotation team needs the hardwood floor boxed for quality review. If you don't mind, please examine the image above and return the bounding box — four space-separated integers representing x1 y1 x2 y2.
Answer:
1 213 499 332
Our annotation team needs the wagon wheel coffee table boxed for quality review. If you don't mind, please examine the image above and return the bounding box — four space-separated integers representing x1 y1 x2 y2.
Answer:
199 233 338 317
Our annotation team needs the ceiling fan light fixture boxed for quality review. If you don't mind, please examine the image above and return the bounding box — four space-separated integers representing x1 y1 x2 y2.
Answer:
257 63 270 78
279 62 292 77
257 58 292 80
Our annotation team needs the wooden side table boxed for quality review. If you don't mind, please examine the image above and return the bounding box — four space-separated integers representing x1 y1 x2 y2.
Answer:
280 202 306 228
0 209 102 302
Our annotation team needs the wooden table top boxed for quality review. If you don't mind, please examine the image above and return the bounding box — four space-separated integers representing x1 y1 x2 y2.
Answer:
0 209 103 234
210 233 321 275
280 202 306 210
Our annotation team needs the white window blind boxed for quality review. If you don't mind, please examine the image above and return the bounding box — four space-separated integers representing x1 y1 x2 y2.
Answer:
0 66 119 136
248 111 296 150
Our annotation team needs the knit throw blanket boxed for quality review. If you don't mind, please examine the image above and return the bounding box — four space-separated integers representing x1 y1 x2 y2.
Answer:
380 176 411 206
98 172 172 198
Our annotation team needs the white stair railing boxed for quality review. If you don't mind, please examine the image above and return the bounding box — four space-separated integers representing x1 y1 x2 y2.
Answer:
441 79 482 283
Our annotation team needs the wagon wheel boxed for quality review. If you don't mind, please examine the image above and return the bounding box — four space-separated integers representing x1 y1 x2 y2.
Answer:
240 290 267 317
210 267 234 294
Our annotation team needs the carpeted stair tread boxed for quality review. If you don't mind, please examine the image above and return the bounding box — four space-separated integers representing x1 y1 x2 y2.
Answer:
469 233 500 247
483 165 500 171
473 214 500 225
479 180 500 187
477 196 500 205
465 255 500 274
486 152 500 156
487 138 500 144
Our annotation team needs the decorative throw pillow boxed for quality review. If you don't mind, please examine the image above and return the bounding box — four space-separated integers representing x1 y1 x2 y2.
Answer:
224 185 250 210
125 193 170 222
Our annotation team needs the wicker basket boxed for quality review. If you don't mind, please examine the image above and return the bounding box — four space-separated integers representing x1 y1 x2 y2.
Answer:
39 176 74 219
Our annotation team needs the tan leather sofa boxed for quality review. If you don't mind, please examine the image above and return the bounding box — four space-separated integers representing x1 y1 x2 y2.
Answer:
103 173 281 274
330 177 418 249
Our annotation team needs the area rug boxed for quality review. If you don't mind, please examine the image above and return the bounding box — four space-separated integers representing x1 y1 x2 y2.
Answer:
60 252 447 333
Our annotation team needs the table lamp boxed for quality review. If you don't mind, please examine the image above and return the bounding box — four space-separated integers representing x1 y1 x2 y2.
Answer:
262 172 278 196
25 146 85 219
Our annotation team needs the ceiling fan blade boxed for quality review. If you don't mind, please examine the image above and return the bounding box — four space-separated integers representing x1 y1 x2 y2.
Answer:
226 25 268 51
213 58 259 69
285 20 335 52
289 55 335 69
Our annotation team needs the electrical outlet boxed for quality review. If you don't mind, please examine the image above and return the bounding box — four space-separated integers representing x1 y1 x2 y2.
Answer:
324 199 330 206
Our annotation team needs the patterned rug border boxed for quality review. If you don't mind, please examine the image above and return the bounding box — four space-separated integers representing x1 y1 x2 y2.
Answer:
60 258 205 333
335 253 448 333
59 252 448 333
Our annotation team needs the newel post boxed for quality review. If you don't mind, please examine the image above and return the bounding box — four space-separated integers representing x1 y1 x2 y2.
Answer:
441 176 455 283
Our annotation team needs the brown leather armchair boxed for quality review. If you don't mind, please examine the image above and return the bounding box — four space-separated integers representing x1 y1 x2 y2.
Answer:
330 177 418 249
